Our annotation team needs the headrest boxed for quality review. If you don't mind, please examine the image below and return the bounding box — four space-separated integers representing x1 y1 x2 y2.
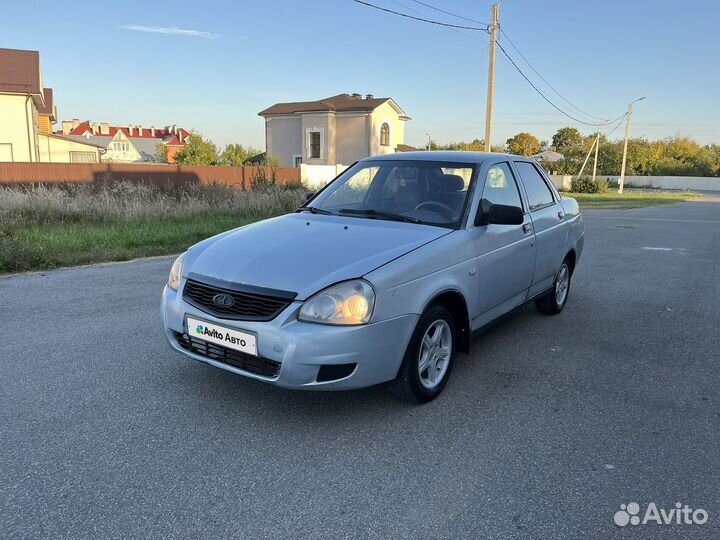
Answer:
432 174 464 192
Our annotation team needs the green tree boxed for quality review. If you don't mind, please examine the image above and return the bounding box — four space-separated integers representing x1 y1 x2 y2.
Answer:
436 138 485 152
506 132 541 156
154 143 168 164
552 127 583 154
173 134 219 165
220 144 261 166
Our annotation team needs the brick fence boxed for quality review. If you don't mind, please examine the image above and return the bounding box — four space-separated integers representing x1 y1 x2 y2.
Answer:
0 163 301 189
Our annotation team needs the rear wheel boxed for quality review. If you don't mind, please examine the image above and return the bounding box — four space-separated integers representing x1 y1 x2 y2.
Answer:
535 259 571 315
389 305 456 403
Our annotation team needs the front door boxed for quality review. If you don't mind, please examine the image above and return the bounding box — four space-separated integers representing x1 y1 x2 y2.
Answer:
468 161 536 325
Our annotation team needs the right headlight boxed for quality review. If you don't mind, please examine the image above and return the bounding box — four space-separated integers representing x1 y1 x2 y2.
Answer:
298 279 375 325
167 252 186 291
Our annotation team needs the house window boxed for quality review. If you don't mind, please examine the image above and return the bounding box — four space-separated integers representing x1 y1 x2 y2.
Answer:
309 131 321 159
294 155 303 167
70 151 97 163
380 123 390 146
113 141 129 152
0 143 13 162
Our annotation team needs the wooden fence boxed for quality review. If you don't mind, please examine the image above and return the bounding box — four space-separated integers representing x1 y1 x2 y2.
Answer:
0 163 301 189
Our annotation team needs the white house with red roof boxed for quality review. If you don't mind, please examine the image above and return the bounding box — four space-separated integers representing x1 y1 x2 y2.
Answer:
61 120 189 163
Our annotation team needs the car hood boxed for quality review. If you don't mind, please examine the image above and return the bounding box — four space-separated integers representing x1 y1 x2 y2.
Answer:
186 213 451 300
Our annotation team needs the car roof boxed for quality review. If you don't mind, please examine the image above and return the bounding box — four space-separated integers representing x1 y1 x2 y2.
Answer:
360 151 532 164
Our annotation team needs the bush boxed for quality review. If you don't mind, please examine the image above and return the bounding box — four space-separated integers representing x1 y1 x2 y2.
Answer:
570 176 609 194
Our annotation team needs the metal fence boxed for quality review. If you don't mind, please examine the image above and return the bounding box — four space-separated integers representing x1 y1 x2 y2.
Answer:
0 163 301 189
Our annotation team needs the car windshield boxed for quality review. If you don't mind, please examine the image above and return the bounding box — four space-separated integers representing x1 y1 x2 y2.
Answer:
308 160 476 228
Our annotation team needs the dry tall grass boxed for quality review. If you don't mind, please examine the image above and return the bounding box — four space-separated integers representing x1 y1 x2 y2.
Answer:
0 181 306 272
0 181 304 227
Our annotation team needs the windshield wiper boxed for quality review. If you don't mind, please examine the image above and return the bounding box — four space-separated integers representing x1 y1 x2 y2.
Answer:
296 206 335 215
339 208 423 224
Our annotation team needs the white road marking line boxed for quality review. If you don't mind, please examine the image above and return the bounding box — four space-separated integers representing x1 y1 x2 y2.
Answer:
586 216 720 224
642 247 673 251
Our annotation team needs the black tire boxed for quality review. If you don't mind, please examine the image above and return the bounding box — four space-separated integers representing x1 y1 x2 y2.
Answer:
535 259 572 315
388 305 456 403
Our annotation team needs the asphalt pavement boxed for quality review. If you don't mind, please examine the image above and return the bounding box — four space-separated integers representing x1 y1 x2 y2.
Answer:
1 197 719 539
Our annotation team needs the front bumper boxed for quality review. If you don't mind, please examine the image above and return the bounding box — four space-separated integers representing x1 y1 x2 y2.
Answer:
161 284 418 390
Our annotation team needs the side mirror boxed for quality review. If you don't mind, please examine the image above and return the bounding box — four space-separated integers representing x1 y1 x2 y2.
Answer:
304 192 314 202
477 203 524 226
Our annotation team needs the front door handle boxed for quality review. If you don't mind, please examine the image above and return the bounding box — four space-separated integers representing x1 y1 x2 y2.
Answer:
522 223 532 234
558 211 565 220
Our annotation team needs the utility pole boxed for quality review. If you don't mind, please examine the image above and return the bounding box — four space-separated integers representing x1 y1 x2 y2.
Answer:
592 125 600 182
618 96 646 193
483 3 500 152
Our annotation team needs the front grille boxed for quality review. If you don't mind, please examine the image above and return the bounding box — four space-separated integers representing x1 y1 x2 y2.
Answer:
182 278 293 321
175 332 281 379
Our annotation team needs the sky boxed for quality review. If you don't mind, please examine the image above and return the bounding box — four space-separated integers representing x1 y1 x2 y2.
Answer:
2 0 719 150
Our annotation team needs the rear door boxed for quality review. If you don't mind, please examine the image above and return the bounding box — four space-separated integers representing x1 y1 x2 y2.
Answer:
512 160 569 296
468 161 535 321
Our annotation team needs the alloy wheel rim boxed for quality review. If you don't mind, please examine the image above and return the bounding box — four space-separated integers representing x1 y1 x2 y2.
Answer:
418 319 452 390
555 264 570 305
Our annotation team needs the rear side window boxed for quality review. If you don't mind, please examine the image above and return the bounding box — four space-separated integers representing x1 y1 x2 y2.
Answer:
514 161 555 211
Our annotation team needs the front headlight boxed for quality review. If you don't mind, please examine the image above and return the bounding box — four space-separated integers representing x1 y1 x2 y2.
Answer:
298 279 375 325
167 252 186 291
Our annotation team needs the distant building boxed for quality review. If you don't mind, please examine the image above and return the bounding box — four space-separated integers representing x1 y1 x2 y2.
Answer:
37 88 56 135
61 121 190 163
258 93 411 167
532 149 564 163
396 144 419 152
246 152 266 166
0 47 100 163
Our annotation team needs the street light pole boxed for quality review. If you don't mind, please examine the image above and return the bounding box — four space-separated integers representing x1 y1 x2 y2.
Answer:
618 96 646 194
592 124 600 183
483 3 500 152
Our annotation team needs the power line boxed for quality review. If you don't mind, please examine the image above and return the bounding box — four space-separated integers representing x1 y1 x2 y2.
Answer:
386 0 488 44
351 0 488 31
500 28 609 122
406 0 487 26
352 0 626 131
604 113 628 138
496 41 625 127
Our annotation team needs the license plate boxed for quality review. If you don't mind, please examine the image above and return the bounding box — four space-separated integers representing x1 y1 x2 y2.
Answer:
187 317 257 356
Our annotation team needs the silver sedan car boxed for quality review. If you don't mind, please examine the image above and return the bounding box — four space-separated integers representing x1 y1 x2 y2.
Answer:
161 152 584 402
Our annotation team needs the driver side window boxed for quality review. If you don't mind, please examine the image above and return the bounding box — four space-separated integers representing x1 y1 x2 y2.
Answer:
479 162 523 216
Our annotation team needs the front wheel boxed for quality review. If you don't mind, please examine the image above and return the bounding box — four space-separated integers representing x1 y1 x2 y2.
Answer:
389 305 456 403
535 259 571 315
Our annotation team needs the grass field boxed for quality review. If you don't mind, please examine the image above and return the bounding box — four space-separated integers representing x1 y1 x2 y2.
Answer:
562 191 700 209
0 182 304 273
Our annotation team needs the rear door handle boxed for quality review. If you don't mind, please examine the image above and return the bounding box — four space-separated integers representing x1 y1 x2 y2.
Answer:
522 223 532 234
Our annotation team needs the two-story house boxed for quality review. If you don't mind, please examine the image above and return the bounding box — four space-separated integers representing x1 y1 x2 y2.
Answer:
258 93 411 167
0 47 102 163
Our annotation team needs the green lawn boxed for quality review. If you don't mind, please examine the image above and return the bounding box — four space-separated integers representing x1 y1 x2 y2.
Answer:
562 191 700 209
0 214 258 274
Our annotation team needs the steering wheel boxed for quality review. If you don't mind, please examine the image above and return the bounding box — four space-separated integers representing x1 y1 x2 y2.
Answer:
414 201 456 220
